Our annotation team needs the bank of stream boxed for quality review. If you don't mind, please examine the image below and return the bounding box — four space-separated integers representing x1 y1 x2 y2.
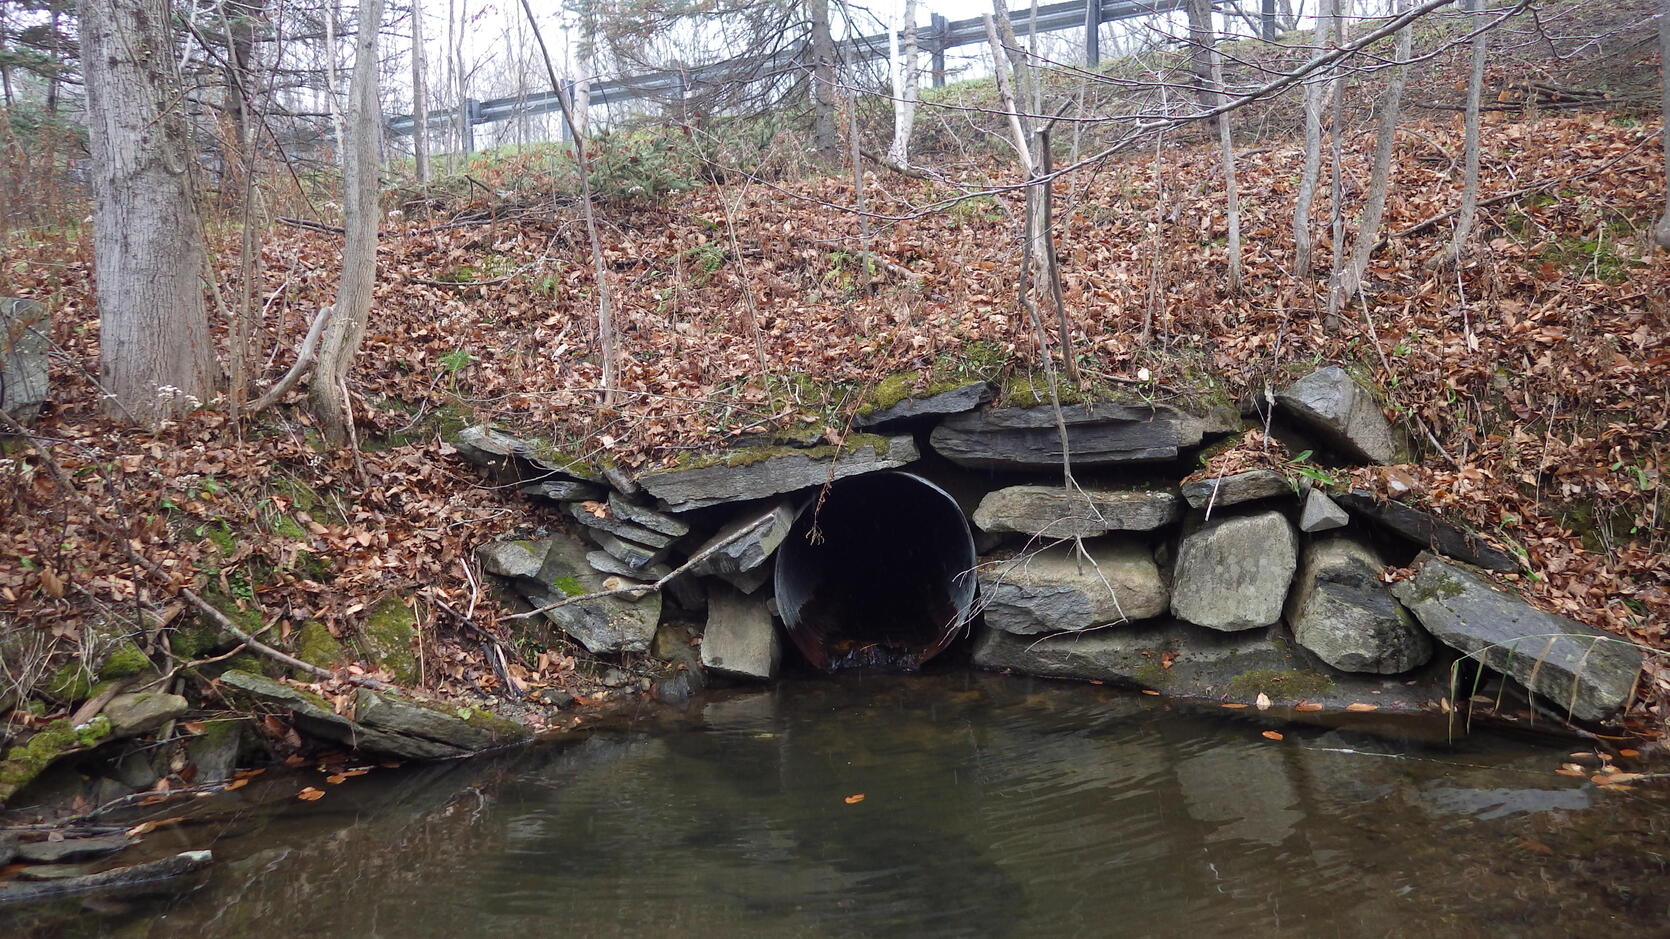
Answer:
3 671 1667 937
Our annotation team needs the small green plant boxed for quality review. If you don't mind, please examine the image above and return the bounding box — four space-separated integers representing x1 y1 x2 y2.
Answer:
1285 450 1338 489
438 348 476 373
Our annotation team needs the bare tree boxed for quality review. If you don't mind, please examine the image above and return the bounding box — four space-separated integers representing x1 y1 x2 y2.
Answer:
808 0 840 162
1190 0 1241 293
1656 0 1670 249
79 0 216 423
1436 0 1488 266
1292 0 1330 280
310 0 384 443
888 0 919 167
1335 0 1411 308
413 0 431 183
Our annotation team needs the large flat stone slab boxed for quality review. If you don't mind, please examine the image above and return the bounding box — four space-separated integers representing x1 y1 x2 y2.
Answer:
978 540 1168 634
532 533 663 654
449 425 603 483
1391 555 1644 722
1170 510 1297 631
1288 534 1431 674
1 297 49 424
1276 366 1407 464
700 585 781 680
1335 490 1517 572
1180 469 1291 510
639 436 917 512
854 379 995 428
567 502 678 548
688 500 796 576
929 403 1203 470
972 486 1181 538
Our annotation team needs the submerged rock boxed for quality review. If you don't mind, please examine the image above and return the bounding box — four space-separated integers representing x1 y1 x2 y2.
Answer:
1170 511 1297 631
701 585 781 680
977 540 1168 635
929 403 1203 470
1275 366 1407 464
854 379 995 428
1335 491 1517 572
1180 469 1291 510
1391 554 1643 722
638 435 917 511
972 486 1181 537
1288 535 1431 674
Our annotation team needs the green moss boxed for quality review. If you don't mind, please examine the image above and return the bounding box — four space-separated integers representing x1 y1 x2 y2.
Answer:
405 695 527 742
169 621 230 660
0 716 110 800
552 576 585 597
294 621 345 669
857 370 979 416
268 513 308 541
44 663 92 702
657 433 894 473
1224 668 1336 701
1132 662 1173 690
359 597 419 685
202 521 238 556
98 643 151 680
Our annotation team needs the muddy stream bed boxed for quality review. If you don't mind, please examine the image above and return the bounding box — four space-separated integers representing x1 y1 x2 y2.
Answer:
5 672 1668 937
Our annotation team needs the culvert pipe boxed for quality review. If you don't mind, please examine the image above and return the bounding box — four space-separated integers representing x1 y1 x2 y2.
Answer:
774 471 977 671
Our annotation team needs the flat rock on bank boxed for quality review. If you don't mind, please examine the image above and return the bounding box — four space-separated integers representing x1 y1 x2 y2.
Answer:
978 541 1168 634
1276 366 1407 464
854 380 995 428
972 486 1181 537
639 436 917 511
1391 555 1644 722
929 403 1204 470
1180 469 1291 509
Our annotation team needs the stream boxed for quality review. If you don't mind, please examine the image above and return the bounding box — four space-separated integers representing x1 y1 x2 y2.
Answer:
6 672 1669 937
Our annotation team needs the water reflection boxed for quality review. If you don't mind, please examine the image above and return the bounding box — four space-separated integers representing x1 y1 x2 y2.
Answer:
6 673 1668 937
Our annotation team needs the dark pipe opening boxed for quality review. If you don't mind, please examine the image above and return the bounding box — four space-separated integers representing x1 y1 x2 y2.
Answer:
775 472 977 671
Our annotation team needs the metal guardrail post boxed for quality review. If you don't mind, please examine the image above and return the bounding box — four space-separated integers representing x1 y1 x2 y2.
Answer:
463 98 481 154
1262 0 1277 40
1085 0 1101 67
930 12 947 87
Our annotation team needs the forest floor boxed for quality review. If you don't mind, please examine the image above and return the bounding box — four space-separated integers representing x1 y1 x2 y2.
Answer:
2 10 1668 799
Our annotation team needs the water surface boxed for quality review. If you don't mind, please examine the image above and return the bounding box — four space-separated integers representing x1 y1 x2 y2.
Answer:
8 673 1668 937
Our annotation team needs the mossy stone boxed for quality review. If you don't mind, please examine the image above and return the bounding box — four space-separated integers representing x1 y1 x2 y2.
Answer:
1224 668 1337 701
294 621 345 669
44 663 93 703
0 716 111 803
358 597 419 685
98 643 151 680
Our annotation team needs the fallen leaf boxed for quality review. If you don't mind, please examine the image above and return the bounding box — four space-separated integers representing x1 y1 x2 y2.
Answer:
1598 772 1646 784
180 721 207 735
1517 838 1554 856
1294 702 1324 712
1221 702 1249 709
1618 748 1641 758
1140 689 1161 696
297 787 325 801
125 816 186 838
1261 730 1284 741
325 773 349 785
1345 702 1379 712
844 794 865 805
223 778 249 791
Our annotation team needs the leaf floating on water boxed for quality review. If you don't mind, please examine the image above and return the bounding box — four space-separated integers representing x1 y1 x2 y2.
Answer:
1255 692 1272 711
223 778 249 792
297 787 326 802
843 794 865 805
125 816 186 838
1346 703 1379 712
1294 702 1324 712
1221 702 1249 710
1555 764 1586 777
325 773 349 785
1617 748 1641 758
1140 689 1161 696
1261 730 1284 741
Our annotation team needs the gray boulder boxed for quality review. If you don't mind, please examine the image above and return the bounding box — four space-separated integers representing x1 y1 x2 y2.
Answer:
973 621 1301 699
103 693 188 739
1180 469 1291 510
977 540 1168 634
639 436 917 511
854 380 995 428
1 297 49 424
1275 366 1407 464
929 403 1203 470
1288 535 1431 674
531 533 662 654
972 486 1181 537
568 502 677 548
688 500 796 576
1391 555 1644 722
700 585 781 680
1334 491 1517 572
1299 489 1350 532
1171 510 1297 631
476 539 548 581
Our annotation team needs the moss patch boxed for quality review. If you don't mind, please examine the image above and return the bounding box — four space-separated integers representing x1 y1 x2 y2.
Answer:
294 621 345 669
1224 668 1337 701
0 716 110 801
551 576 585 598
44 663 93 703
658 432 893 473
358 597 419 685
857 370 980 416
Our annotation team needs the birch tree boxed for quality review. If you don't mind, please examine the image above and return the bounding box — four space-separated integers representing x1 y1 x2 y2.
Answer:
79 0 216 423
1436 0 1488 267
1292 0 1331 280
888 0 919 167
310 0 384 443
1334 0 1410 310
412 0 431 183
1189 0 1241 293
1655 0 1670 250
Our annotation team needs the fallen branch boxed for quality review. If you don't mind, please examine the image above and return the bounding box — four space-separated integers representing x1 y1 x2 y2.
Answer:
0 409 395 693
250 304 333 413
276 216 345 235
0 850 213 905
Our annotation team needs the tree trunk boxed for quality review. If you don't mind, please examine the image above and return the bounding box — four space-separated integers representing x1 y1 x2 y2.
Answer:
309 0 383 444
1191 0 1241 293
1655 0 1670 249
888 0 918 167
1439 0 1488 266
1325 0 1348 326
412 0 430 183
1292 0 1328 280
1335 0 1410 307
79 0 216 424
808 0 839 163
